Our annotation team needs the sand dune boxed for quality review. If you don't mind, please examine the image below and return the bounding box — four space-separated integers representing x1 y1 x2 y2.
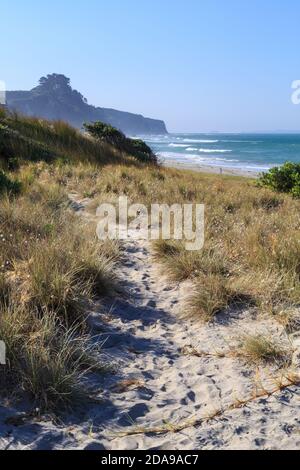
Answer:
1 197 300 450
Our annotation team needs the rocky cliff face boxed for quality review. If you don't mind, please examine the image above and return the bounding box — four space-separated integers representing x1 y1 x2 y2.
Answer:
6 74 168 136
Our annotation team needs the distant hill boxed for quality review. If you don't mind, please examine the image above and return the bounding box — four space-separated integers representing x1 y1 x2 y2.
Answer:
6 74 168 136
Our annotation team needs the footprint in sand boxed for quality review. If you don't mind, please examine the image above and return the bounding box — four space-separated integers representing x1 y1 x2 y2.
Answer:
118 403 150 427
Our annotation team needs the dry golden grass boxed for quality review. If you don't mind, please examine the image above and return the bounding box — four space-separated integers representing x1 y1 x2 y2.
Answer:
235 333 293 367
0 301 108 410
0 170 119 410
0 111 133 169
186 274 238 321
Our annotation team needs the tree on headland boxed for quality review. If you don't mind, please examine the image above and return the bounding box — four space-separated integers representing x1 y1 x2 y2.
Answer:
38 74 71 90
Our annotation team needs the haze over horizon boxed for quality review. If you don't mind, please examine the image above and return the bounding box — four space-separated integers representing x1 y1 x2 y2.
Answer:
2 0 300 133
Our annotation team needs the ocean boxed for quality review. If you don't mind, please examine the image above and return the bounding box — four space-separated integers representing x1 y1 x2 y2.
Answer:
143 133 300 173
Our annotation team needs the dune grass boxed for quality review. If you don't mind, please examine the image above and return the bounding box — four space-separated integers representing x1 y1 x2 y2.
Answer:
0 185 118 410
187 274 242 322
0 109 137 170
0 300 110 410
0 178 116 410
0 169 119 411
235 333 292 367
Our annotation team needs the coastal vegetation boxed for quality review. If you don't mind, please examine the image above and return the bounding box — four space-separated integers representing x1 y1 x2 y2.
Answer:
259 162 300 197
148 170 300 323
1 109 300 414
83 121 158 164
234 333 292 367
0 110 131 411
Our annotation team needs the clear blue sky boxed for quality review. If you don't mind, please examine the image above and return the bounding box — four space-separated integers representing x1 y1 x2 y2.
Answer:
2 0 300 132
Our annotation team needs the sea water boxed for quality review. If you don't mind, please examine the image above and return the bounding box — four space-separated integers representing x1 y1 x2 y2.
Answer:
142 133 300 173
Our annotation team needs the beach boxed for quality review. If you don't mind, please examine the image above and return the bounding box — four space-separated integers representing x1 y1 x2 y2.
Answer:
162 159 260 178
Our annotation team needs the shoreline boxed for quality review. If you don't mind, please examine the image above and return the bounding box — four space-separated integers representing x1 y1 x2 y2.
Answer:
162 159 261 178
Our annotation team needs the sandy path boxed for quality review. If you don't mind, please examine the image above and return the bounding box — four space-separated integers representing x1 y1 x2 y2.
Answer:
1 200 300 450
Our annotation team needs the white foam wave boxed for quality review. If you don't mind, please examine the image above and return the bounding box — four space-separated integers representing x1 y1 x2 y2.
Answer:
197 148 232 154
183 139 219 143
219 140 262 144
168 143 189 148
178 147 232 154
158 151 240 166
213 157 239 162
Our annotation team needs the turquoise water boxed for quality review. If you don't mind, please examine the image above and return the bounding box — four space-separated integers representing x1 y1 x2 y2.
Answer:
143 134 300 172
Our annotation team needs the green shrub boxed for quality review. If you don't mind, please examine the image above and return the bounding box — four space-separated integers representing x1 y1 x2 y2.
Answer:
291 174 300 198
83 122 125 146
83 121 157 164
130 138 157 163
259 162 300 197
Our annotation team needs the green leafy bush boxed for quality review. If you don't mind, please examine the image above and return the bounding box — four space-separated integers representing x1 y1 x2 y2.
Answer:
84 122 125 147
259 162 300 197
83 121 157 164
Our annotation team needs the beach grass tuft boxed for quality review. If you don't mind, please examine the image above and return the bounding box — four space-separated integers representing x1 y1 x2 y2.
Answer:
237 333 292 366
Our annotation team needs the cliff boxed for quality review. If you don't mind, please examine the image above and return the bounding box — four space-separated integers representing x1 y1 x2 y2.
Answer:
6 74 168 136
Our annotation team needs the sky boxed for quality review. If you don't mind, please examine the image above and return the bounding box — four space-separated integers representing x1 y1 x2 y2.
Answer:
2 0 300 133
